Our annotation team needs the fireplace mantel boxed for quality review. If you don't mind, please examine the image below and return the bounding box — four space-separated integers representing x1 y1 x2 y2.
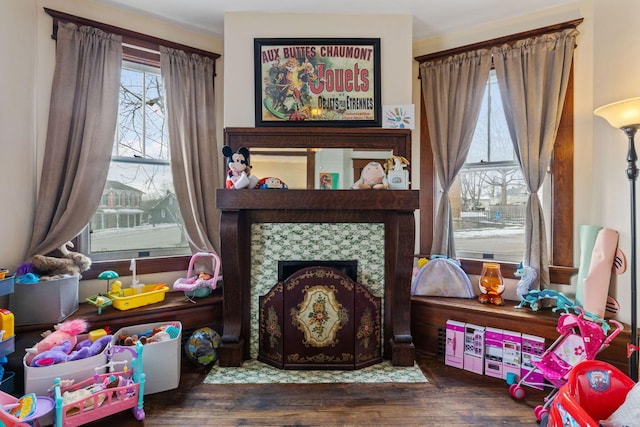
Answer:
216 189 419 367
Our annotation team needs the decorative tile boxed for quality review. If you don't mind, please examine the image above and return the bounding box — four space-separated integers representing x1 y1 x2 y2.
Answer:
203 360 427 384
250 223 385 358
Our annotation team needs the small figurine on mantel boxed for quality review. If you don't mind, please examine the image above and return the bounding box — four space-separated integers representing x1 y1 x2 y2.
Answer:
352 161 389 190
222 146 259 189
385 155 410 190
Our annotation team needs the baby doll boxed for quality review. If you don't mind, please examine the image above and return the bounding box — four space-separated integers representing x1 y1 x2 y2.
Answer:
352 161 389 190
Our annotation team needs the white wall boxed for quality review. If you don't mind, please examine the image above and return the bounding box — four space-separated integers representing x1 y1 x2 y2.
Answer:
592 0 640 326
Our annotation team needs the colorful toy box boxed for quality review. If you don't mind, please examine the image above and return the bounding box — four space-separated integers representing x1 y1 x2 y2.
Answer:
445 320 465 369
463 323 485 375
484 327 504 379
9 275 79 325
110 321 182 395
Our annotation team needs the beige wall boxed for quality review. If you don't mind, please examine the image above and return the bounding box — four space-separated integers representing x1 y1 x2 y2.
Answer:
223 13 413 128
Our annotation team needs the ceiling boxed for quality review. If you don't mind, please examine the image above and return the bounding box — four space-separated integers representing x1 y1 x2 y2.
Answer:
91 0 576 40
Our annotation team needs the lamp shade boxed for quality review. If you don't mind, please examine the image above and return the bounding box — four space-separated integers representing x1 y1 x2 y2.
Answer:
594 97 640 129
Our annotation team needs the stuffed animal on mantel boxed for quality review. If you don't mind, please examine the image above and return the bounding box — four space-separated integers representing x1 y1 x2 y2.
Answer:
222 146 259 189
352 161 389 190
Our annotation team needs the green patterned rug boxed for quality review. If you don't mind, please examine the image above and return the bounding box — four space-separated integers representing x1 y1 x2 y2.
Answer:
203 360 428 384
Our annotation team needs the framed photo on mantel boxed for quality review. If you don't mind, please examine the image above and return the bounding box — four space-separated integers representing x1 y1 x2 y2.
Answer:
254 38 381 127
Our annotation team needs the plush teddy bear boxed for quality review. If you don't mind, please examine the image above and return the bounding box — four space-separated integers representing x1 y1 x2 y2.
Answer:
221 146 259 189
352 161 389 190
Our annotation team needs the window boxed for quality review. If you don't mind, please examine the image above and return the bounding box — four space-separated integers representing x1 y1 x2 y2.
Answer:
46 9 220 280
416 20 579 284
87 62 190 262
453 70 528 263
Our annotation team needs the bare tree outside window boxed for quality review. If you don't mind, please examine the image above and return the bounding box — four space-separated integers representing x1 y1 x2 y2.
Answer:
89 63 189 259
453 70 528 262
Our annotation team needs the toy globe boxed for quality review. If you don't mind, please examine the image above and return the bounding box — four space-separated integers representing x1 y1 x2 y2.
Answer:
184 327 221 366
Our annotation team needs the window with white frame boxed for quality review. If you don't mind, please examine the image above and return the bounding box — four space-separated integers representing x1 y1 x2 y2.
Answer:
452 69 532 262
86 61 190 261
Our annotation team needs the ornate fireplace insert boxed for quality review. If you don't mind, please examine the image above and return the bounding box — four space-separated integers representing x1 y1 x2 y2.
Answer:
259 265 382 370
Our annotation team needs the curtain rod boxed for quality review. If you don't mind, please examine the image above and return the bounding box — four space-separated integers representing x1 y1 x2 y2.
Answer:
415 18 583 64
44 7 221 63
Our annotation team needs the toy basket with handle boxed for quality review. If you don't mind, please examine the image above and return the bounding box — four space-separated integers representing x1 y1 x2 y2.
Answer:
172 252 221 298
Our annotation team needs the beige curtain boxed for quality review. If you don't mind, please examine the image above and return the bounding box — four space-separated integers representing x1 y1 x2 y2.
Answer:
492 28 579 289
419 50 492 257
26 22 122 258
160 47 221 254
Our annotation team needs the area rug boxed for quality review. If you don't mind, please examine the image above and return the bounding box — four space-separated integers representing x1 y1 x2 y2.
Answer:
203 360 428 384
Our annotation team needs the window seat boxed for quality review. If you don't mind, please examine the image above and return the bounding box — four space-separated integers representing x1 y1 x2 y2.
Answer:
410 295 632 373
15 289 223 336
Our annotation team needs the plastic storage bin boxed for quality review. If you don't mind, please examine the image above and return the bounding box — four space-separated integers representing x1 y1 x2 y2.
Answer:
110 321 181 395
9 275 79 325
0 275 14 297
0 371 15 393
23 345 108 398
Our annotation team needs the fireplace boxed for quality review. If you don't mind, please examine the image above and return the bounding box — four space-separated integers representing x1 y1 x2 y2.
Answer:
278 260 358 282
258 262 382 370
216 127 417 368
216 189 418 367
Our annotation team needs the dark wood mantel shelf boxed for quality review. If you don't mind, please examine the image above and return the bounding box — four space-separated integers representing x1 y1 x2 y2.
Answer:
216 189 420 367
216 189 419 211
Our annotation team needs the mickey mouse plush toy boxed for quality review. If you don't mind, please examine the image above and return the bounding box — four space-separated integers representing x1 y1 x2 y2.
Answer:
222 146 259 189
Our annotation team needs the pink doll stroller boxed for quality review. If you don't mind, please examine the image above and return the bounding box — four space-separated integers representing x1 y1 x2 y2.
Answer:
509 307 623 422
172 252 221 298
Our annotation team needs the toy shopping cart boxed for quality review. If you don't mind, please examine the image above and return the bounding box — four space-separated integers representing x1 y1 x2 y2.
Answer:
172 251 221 298
509 307 622 422
542 359 636 427
53 342 145 427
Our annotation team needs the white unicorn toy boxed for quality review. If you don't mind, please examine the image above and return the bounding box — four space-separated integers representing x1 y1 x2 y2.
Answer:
514 263 537 303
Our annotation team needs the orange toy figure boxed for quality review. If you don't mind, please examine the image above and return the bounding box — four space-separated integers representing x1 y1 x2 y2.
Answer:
478 262 505 305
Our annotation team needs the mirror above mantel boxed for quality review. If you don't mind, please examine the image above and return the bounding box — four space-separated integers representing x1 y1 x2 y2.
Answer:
223 127 412 190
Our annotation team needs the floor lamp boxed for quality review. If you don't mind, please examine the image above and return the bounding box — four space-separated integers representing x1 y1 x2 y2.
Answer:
594 97 640 382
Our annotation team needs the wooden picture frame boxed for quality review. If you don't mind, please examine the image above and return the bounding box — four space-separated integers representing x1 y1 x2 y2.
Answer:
254 38 381 127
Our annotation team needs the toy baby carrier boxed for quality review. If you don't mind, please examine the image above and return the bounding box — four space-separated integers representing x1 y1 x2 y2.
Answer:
172 252 221 298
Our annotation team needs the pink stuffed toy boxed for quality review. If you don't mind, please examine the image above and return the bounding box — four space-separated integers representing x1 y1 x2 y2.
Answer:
25 318 88 365
30 335 112 367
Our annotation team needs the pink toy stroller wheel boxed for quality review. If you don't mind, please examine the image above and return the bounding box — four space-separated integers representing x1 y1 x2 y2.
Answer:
534 405 548 421
510 383 526 400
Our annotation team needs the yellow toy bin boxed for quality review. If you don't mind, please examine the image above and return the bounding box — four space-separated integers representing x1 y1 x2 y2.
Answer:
110 283 169 310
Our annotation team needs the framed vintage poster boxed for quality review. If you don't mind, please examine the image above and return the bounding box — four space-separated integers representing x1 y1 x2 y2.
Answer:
254 38 381 127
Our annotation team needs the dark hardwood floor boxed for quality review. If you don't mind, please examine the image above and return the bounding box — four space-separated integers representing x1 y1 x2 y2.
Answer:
78 352 547 426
